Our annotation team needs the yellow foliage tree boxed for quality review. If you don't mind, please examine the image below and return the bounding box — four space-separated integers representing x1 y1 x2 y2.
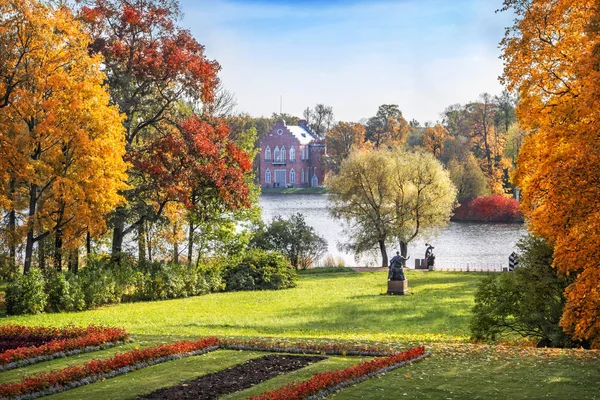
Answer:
502 0 600 347
0 0 128 271
422 124 450 159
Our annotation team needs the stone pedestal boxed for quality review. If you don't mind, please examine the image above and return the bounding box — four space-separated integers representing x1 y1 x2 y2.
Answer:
387 279 408 295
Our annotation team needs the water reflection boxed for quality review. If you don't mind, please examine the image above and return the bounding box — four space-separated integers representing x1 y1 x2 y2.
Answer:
260 193 527 269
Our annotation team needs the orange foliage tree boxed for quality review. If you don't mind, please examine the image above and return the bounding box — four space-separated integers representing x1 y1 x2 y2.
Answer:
324 122 366 173
0 0 128 272
502 0 600 347
422 124 450 159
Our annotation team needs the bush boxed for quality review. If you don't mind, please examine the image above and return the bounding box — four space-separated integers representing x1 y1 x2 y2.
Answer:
135 261 189 301
454 195 523 222
470 235 578 347
46 272 86 312
224 249 297 291
6 269 48 315
78 255 134 308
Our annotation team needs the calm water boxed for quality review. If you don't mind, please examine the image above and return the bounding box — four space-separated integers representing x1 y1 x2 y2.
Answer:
260 194 527 269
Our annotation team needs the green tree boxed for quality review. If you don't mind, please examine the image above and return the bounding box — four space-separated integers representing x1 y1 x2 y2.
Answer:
448 154 490 203
328 148 456 267
251 213 328 269
471 235 577 348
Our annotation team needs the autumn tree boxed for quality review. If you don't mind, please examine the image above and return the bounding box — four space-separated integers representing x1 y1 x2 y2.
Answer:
448 155 490 203
0 0 127 272
324 122 366 173
303 104 334 138
422 124 450 159
387 151 457 262
365 104 410 148
328 148 456 267
78 0 221 259
502 0 600 347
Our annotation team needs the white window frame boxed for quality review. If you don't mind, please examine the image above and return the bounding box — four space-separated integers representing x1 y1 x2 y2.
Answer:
274 146 280 162
301 169 305 183
312 174 318 187
290 169 295 183
290 146 295 162
265 146 271 162
281 146 286 162
265 169 271 183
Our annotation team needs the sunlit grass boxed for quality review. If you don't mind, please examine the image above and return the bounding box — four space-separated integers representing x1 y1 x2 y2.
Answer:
0 271 481 343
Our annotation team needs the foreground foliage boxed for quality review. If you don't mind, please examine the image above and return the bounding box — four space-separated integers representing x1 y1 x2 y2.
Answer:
471 235 576 347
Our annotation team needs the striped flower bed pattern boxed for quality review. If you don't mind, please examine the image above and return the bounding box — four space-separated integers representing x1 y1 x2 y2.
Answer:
250 346 428 400
0 337 220 399
220 338 393 356
0 325 129 371
0 332 427 400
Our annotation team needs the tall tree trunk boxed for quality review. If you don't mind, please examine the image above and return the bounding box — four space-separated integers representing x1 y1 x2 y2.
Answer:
86 231 91 256
147 221 152 261
111 208 125 259
400 241 408 266
187 221 194 265
39 236 46 271
8 179 16 273
173 240 179 264
54 229 63 271
68 248 79 274
138 220 146 262
378 239 388 267
23 183 38 273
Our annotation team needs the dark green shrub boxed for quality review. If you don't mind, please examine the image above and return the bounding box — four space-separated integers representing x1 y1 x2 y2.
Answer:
198 260 225 293
224 249 297 291
46 272 86 312
6 269 48 315
470 235 576 347
78 254 134 307
135 261 189 301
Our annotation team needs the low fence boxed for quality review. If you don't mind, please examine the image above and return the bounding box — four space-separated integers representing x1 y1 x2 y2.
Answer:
413 259 506 272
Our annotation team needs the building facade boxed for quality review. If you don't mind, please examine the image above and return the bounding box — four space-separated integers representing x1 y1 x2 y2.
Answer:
258 119 326 188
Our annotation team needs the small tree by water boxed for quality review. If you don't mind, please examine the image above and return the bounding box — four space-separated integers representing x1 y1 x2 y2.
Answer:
250 213 327 269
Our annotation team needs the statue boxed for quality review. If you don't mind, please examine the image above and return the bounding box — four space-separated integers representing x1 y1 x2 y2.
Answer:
388 251 407 281
425 243 435 267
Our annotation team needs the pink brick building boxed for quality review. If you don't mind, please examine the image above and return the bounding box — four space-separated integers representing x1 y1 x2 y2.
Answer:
258 119 326 188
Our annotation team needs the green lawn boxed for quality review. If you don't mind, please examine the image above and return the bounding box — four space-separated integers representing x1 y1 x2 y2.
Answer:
0 270 478 342
1 271 598 399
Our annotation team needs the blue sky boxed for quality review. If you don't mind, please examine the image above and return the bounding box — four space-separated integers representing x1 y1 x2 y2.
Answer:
179 0 513 124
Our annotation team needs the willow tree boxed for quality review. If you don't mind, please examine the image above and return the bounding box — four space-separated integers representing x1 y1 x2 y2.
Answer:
328 148 456 267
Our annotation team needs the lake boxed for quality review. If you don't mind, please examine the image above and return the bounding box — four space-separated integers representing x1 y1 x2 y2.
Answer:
260 193 528 270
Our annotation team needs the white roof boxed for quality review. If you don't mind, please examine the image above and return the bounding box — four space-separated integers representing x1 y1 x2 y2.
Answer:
287 125 317 145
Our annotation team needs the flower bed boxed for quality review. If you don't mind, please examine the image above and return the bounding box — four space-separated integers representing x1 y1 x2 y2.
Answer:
250 346 428 400
221 338 392 356
0 325 129 371
0 335 428 400
0 337 220 399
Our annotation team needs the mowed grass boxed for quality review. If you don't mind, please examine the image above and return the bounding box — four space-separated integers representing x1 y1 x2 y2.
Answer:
1 271 598 399
0 270 478 342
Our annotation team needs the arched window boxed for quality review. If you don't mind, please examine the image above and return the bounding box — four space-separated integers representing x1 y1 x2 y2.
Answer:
274 147 280 162
312 175 318 187
265 146 271 162
281 146 286 162
290 146 296 162
301 169 305 183
265 169 271 183
290 169 295 183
